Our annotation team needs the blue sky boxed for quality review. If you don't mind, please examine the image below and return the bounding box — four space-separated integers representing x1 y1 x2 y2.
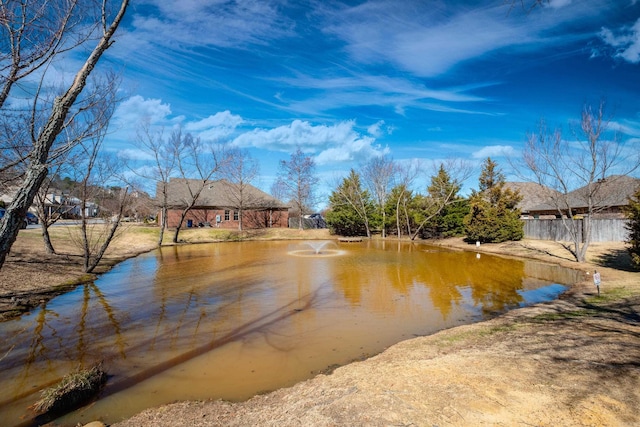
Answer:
99 0 640 205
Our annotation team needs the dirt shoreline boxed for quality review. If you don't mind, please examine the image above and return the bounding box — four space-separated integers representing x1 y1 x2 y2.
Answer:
2 229 639 426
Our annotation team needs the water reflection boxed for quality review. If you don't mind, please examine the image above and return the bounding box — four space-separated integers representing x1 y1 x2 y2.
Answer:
0 240 582 427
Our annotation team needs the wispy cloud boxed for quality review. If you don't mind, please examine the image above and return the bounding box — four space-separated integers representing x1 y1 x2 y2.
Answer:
472 145 517 159
319 1 601 78
130 0 292 48
273 73 495 116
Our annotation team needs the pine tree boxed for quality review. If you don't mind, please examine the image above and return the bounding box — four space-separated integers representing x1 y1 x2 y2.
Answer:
325 170 376 237
464 158 523 243
421 165 467 237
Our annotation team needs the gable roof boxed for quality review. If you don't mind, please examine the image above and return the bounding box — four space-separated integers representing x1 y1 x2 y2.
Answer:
504 182 561 213
159 178 288 209
525 175 640 213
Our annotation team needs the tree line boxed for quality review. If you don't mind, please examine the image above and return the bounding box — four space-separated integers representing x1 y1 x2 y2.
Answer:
322 98 640 266
325 157 524 244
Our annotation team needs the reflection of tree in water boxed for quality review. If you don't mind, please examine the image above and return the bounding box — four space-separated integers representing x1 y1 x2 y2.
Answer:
0 282 127 424
466 255 526 315
330 242 528 319
78 283 127 361
12 307 63 393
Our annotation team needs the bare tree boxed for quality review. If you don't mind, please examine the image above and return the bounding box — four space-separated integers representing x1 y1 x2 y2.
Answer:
523 101 640 262
28 74 121 253
361 155 397 238
171 130 226 243
275 147 319 229
220 148 260 231
131 120 179 246
68 131 130 273
392 160 421 238
0 0 129 270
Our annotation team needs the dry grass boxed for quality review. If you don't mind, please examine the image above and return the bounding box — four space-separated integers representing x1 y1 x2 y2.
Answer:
31 363 107 414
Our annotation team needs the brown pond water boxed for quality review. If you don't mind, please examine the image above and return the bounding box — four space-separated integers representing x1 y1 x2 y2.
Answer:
0 239 582 426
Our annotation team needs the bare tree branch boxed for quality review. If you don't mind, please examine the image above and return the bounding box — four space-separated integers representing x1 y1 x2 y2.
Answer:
0 0 129 270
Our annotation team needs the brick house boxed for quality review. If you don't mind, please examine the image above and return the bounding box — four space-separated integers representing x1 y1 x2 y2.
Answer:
158 178 289 229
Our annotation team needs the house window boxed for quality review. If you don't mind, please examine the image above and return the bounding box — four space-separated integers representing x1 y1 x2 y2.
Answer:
224 210 230 221
234 211 239 221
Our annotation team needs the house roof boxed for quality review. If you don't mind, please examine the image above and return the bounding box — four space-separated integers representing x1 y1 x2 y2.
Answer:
160 178 288 209
504 182 561 213
525 175 640 213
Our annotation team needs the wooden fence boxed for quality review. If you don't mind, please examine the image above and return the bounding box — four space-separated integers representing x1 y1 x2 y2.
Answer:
522 218 629 242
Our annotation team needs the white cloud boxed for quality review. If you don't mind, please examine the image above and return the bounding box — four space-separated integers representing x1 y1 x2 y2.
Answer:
367 120 385 137
113 95 172 128
184 111 243 141
232 119 388 165
599 18 640 63
472 145 516 159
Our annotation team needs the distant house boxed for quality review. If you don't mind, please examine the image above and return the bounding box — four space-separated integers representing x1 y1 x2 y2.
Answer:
508 175 640 219
505 182 561 218
1 186 98 219
158 178 289 229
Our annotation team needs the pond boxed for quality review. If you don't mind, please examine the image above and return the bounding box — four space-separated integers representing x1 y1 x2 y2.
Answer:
0 239 582 426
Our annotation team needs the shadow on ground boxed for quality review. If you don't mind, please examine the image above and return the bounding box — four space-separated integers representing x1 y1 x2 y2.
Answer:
593 248 639 272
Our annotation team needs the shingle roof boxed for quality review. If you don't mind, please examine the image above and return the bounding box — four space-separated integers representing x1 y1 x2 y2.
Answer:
524 175 640 212
159 178 288 209
504 182 561 213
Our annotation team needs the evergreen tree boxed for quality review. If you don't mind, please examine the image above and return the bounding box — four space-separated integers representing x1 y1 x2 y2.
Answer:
421 165 468 238
407 164 467 240
325 170 376 236
438 198 470 237
623 186 640 267
464 158 523 243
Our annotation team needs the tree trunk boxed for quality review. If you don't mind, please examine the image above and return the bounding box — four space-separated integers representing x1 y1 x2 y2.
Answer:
173 209 190 243
0 166 49 266
381 211 386 238
85 197 127 273
158 205 168 247
396 198 402 238
576 216 590 263
81 201 91 273
41 222 56 254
